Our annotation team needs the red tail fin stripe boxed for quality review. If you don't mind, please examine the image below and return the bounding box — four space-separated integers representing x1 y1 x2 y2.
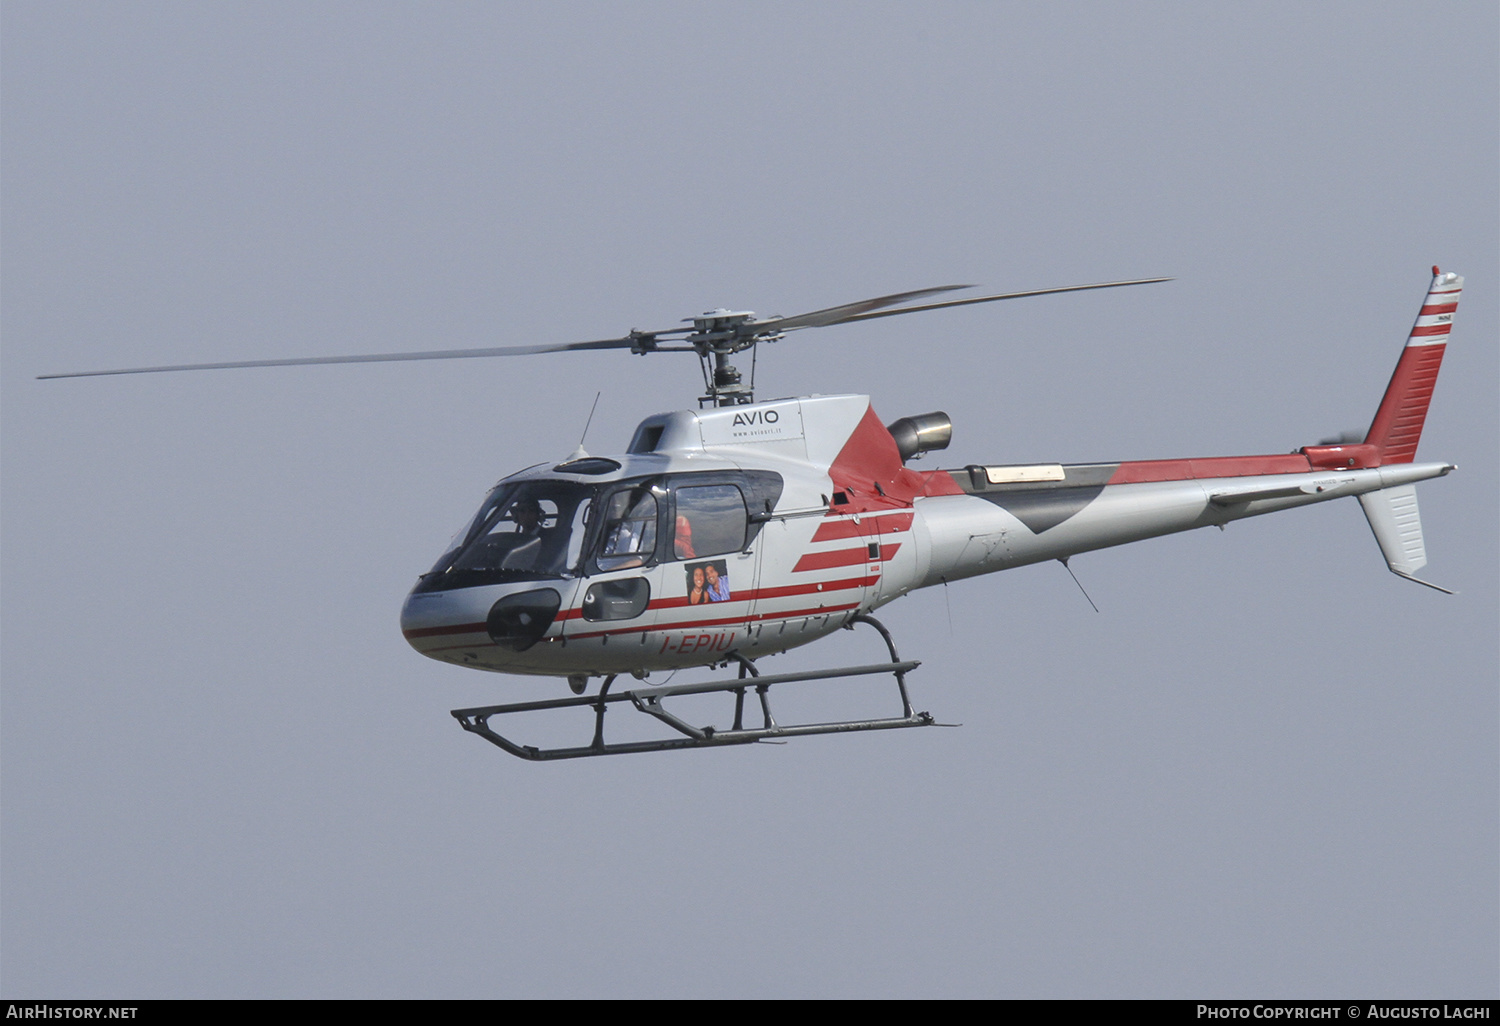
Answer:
1409 324 1453 338
1366 342 1447 463
1419 303 1459 316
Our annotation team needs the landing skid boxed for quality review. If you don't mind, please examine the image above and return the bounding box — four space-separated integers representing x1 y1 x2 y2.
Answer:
450 613 937 760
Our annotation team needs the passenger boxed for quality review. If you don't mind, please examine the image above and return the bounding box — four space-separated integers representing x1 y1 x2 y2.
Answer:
602 520 644 566
674 515 696 559
599 495 653 570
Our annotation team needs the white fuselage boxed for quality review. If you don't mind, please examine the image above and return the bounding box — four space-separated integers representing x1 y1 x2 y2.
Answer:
400 393 1452 683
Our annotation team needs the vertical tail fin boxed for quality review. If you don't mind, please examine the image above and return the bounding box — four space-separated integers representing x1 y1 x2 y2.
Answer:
1364 267 1462 463
1358 483 1454 594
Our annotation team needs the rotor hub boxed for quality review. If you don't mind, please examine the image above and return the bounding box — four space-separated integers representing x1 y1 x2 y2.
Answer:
685 310 768 354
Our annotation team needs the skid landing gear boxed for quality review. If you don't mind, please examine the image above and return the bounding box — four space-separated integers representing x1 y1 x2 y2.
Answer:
450 613 936 761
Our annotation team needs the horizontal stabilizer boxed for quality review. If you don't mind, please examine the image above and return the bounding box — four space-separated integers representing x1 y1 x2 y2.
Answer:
1210 483 1310 506
1358 484 1452 593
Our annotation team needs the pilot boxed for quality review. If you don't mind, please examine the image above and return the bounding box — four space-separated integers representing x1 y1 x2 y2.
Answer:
511 498 547 536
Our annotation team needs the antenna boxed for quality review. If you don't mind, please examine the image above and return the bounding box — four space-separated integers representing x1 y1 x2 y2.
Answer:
1058 557 1100 613
578 392 602 448
565 392 602 462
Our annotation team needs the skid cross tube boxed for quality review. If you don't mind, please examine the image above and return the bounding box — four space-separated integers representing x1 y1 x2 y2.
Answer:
451 653 932 760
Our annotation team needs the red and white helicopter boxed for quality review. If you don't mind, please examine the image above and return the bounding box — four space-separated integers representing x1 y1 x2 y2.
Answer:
42 268 1462 759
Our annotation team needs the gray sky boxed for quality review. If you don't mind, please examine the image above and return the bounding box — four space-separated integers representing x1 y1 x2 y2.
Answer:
3 1 1496 999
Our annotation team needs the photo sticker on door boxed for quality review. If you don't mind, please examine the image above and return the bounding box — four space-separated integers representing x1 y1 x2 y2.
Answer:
684 559 730 604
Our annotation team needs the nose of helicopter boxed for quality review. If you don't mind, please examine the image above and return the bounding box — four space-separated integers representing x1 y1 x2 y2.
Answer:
400 586 494 663
401 583 565 665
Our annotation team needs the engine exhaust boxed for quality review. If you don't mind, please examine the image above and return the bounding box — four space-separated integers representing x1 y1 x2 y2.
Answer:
887 412 952 462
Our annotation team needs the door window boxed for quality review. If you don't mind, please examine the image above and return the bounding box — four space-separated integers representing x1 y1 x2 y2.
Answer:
672 485 748 560
596 487 658 571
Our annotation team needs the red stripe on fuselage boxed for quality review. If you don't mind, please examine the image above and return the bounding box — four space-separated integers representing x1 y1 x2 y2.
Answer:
407 573 880 642
565 601 863 640
792 542 901 572
403 621 487 639
810 511 914 542
1106 454 1312 485
751 574 880 600
645 574 877 610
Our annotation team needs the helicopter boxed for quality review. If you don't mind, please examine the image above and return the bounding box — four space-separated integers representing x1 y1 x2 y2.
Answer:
41 268 1462 760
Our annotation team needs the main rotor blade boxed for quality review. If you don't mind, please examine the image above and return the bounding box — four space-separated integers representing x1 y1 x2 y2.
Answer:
755 284 974 333
36 335 655 380
835 277 1173 324
38 277 1173 379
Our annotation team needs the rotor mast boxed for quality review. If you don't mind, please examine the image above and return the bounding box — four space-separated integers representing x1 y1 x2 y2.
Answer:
683 309 775 406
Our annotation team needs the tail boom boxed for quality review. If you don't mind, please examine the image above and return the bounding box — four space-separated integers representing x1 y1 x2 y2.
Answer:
905 267 1459 592
911 460 1453 588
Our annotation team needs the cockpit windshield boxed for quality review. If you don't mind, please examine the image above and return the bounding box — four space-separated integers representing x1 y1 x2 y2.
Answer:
412 468 783 594
422 480 596 588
